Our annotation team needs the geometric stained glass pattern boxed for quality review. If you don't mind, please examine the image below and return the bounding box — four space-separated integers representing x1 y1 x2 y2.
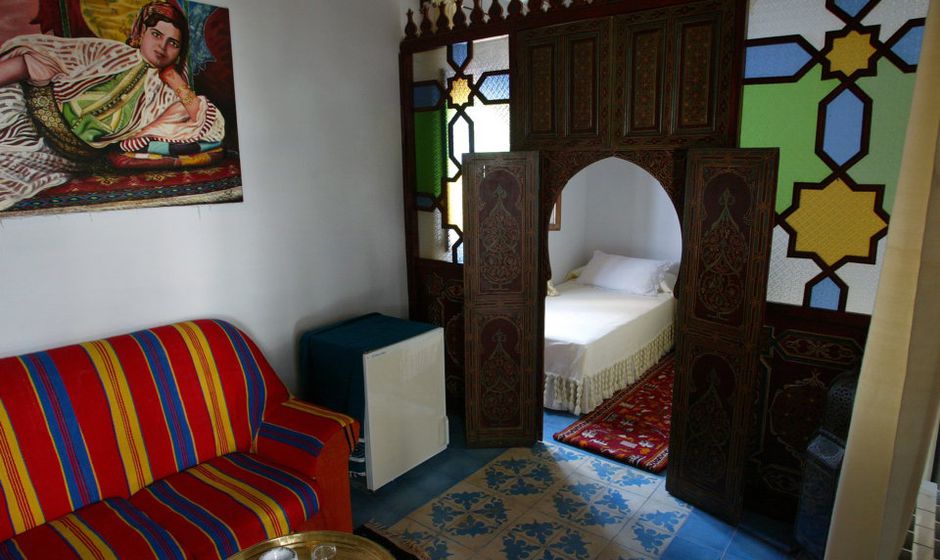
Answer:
818 85 871 169
741 0 927 312
781 178 888 268
410 35 510 264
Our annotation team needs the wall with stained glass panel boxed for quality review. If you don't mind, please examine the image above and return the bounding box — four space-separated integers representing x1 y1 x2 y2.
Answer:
412 36 510 264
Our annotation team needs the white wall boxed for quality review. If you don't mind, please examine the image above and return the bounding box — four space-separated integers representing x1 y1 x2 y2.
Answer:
0 0 414 392
546 171 588 282
548 157 682 283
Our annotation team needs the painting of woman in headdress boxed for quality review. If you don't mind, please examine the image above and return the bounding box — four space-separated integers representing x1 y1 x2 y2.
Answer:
0 0 241 215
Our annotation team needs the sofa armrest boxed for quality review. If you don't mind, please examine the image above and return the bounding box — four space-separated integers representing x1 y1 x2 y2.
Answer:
254 398 359 531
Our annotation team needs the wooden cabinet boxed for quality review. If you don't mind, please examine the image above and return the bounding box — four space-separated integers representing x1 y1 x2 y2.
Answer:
512 0 743 151
511 18 610 150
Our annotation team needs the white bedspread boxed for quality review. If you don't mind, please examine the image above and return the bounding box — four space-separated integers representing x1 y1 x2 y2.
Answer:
544 281 675 414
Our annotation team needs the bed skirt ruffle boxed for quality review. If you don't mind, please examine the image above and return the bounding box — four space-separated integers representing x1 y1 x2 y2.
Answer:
543 322 675 415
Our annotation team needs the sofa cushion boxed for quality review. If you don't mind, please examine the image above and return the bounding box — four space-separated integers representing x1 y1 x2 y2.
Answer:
1 497 185 559
129 453 320 559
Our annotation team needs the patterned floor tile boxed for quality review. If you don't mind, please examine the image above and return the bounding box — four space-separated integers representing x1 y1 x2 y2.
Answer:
404 480 526 550
595 540 655 560
465 451 569 507
479 509 611 560
613 499 691 557
577 457 663 498
536 442 591 474
649 483 692 512
387 517 477 560
533 472 647 541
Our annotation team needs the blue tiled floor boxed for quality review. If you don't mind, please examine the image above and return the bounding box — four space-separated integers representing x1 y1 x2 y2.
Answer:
351 411 798 559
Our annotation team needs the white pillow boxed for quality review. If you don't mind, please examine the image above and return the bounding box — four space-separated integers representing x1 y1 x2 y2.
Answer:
576 251 670 296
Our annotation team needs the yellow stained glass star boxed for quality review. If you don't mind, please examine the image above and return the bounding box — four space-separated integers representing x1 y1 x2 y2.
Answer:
449 77 472 107
826 30 877 78
785 179 886 266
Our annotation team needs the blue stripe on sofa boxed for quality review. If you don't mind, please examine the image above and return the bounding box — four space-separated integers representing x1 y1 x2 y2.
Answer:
105 498 185 560
258 423 324 456
225 454 319 518
147 480 240 558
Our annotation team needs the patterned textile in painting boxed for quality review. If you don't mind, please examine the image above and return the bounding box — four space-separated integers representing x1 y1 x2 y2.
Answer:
554 355 674 474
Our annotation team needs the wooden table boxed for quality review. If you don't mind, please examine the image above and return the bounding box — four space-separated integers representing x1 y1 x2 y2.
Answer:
227 530 394 560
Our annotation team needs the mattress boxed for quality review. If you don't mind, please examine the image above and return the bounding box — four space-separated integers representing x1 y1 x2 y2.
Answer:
543 281 675 415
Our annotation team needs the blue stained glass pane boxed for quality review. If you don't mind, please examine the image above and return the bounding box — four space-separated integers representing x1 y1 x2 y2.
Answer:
891 24 924 66
810 277 842 310
413 83 443 109
744 43 814 80
478 73 510 102
451 42 469 69
822 89 865 166
416 194 435 210
832 0 873 17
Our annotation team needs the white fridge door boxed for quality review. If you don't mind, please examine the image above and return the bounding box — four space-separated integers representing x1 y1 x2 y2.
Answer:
362 327 448 490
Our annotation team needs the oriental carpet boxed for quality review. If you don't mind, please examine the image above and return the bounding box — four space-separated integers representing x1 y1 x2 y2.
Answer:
553 354 674 474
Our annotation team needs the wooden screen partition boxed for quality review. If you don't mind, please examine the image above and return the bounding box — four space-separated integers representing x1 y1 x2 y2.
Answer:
462 152 542 447
745 303 871 523
667 148 778 523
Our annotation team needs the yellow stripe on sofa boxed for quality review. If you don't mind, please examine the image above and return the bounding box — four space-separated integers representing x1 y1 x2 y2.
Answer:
0 400 44 534
188 463 289 537
50 515 116 560
174 322 237 457
83 341 153 494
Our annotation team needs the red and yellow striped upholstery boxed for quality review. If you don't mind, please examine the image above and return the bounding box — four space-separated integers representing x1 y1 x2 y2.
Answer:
0 319 358 558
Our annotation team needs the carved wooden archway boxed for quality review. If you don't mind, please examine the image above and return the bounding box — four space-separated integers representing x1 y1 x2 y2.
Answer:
537 149 687 282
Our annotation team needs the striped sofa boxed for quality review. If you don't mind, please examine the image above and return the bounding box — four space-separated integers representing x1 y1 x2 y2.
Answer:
0 319 359 559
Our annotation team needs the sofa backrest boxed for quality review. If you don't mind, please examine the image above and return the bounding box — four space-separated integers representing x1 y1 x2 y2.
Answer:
0 319 289 541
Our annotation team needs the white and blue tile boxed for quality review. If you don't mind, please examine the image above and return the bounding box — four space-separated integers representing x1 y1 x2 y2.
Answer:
405 480 525 549
479 510 610 560
385 517 476 560
465 449 567 506
529 441 590 476
614 496 692 557
577 456 663 498
536 472 647 541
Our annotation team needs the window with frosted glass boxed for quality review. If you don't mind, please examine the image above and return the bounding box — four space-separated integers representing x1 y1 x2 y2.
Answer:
412 36 510 264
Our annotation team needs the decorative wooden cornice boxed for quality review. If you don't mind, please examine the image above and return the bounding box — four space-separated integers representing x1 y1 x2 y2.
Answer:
402 0 710 53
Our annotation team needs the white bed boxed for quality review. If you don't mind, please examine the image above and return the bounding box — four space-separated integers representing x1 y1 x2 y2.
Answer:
543 280 676 415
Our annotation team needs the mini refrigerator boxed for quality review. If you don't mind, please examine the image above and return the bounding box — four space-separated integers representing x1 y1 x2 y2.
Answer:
299 313 449 490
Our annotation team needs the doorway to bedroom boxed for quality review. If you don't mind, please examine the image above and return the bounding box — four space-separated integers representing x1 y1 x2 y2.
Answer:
543 156 682 475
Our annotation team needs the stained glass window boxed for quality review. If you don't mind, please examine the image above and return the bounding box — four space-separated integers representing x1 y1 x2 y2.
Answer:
412 36 510 264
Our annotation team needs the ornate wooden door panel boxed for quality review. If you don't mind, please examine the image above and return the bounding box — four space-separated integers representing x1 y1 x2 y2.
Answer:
613 14 668 144
463 152 541 447
667 0 742 146
611 0 745 150
667 148 778 523
512 19 610 151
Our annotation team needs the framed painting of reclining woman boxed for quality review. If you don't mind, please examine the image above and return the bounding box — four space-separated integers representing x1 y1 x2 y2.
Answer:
0 0 242 216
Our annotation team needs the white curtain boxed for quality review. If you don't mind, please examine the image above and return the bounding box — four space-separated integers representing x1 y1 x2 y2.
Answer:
826 2 940 558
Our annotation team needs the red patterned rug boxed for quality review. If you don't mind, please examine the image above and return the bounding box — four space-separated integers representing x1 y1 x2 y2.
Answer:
553 354 674 473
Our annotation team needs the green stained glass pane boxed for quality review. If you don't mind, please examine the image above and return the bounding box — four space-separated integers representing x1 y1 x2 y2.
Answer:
853 60 917 214
740 65 835 213
414 109 446 197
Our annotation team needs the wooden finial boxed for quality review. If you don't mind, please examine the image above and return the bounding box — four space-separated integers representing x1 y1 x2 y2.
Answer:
527 0 543 15
470 0 486 26
451 0 468 30
507 0 524 19
419 2 433 36
436 2 451 33
488 0 504 21
546 0 563 11
404 9 418 39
